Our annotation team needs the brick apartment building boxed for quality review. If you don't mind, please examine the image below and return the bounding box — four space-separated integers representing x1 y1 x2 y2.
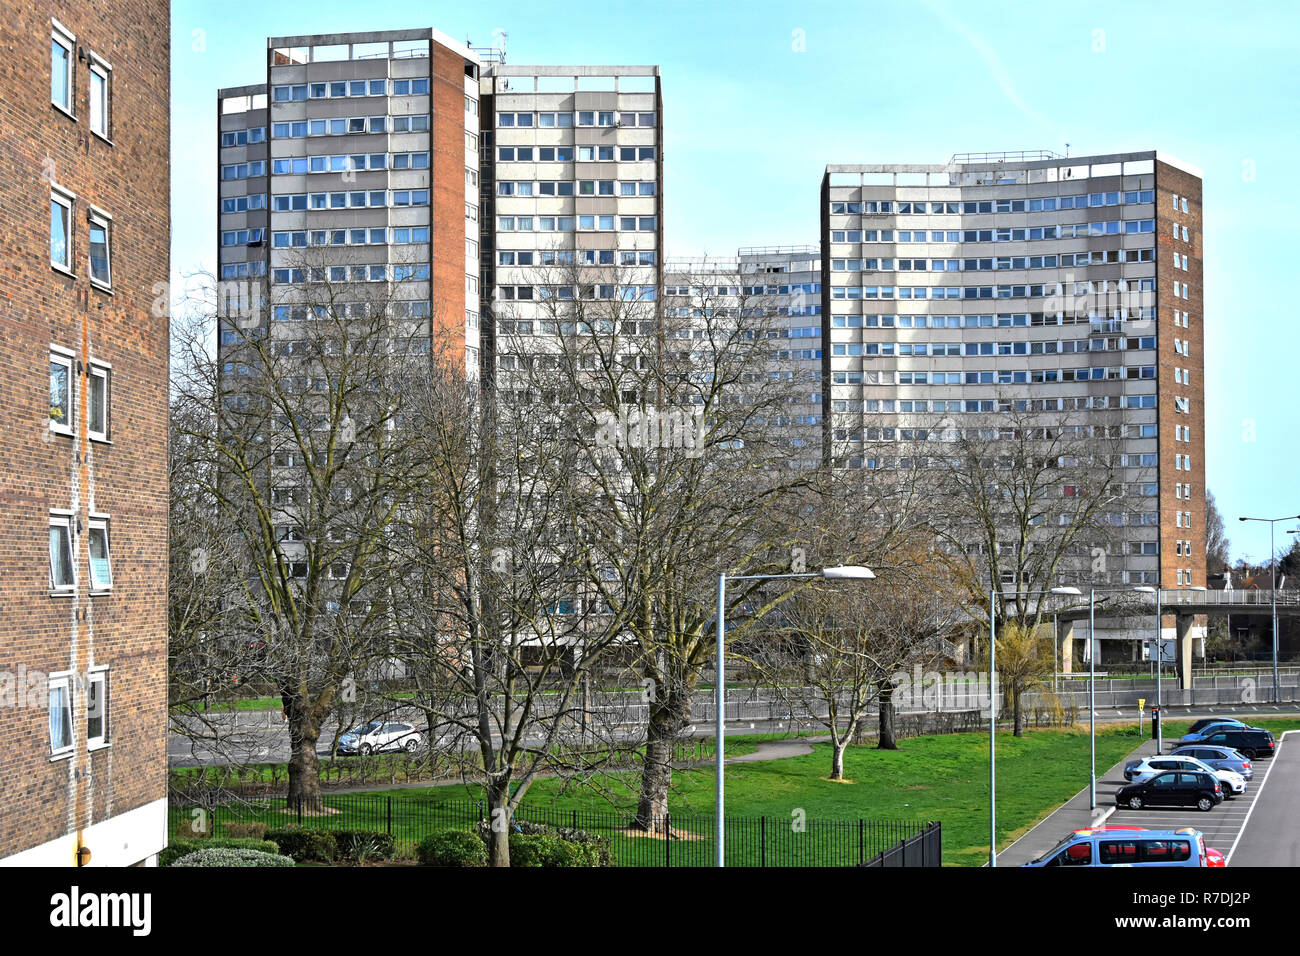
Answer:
0 1 170 865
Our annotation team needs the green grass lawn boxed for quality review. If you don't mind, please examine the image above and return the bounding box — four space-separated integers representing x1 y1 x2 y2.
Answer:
171 718 1300 866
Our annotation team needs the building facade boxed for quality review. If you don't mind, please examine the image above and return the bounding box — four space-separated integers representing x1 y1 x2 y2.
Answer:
820 151 1206 659
0 1 170 865
217 29 481 374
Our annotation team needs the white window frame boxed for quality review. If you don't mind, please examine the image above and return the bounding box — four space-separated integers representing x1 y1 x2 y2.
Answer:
49 509 76 594
51 20 75 117
87 513 112 592
86 665 110 750
49 346 76 435
88 53 112 141
50 184 75 274
87 205 113 290
49 671 75 758
87 359 111 442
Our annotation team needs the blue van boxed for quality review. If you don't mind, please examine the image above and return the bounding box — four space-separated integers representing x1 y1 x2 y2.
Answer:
1023 826 1223 867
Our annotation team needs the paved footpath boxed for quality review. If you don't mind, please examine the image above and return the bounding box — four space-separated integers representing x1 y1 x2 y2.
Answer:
994 735 1154 867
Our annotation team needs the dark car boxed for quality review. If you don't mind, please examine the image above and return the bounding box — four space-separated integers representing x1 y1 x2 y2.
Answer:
1116 770 1223 812
1186 717 1247 735
1195 728 1276 759
1170 745 1254 780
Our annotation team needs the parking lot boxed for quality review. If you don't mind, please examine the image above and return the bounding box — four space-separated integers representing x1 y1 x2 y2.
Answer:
1103 753 1265 857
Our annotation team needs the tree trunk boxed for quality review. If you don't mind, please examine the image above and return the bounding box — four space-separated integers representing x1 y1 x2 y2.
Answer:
830 739 846 780
1013 685 1024 737
486 783 511 867
877 682 898 750
284 697 323 810
634 683 691 829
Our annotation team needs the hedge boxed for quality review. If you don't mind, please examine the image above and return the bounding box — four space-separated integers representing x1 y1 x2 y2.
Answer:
416 830 487 867
160 838 281 867
171 848 295 867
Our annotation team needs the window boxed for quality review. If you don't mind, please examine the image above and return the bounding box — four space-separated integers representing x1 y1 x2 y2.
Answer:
87 667 110 749
51 22 74 113
87 361 110 441
88 208 112 288
49 512 75 592
88 56 110 138
50 186 74 271
49 673 73 757
49 348 75 434
88 516 112 591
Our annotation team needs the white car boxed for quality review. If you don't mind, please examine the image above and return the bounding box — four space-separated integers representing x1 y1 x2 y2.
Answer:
337 720 422 756
1123 755 1246 797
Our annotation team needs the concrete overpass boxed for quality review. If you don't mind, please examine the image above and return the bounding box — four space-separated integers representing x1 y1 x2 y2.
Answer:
1054 589 1300 689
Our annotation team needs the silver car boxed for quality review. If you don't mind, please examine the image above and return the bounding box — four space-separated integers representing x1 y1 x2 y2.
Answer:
1170 745 1254 781
337 720 422 755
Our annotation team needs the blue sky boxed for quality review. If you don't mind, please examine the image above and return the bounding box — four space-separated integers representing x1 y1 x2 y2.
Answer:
171 0 1300 564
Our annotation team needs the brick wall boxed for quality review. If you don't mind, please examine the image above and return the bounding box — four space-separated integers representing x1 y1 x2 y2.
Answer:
1154 162 1207 591
429 42 468 365
0 0 169 859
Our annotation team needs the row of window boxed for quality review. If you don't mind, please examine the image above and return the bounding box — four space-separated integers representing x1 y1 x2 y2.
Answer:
497 111 656 128
831 219 1157 244
272 264 432 284
272 78 429 101
496 319 657 337
270 189 425 211
50 186 114 289
491 215 657 233
498 176 658 196
498 249 657 267
49 348 112 441
497 284 658 302
271 151 429 175
828 363 1158 385
831 395 1159 413
663 283 822 297
828 336 1156 357
270 227 429 248
48 666 110 757
829 310 1157 329
496 145 657 163
51 20 111 140
830 249 1156 272
221 127 267 147
828 190 1156 216
270 114 431 138
497 249 652 268
829 279 1155 301
268 301 431 323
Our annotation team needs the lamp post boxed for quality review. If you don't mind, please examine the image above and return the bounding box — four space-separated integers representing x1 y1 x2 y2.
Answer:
714 564 874 867
1238 514 1300 703
988 584 1080 867
1133 586 1163 753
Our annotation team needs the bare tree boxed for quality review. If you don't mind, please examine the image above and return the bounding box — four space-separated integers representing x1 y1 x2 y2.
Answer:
169 263 436 808
1206 488 1230 575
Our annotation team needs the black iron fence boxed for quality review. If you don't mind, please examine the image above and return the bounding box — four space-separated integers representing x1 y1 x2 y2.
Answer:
169 793 940 867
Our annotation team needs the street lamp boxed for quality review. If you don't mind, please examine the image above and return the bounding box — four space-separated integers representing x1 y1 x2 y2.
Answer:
988 584 1079 868
714 564 874 867
1132 586 1163 754
1238 513 1300 703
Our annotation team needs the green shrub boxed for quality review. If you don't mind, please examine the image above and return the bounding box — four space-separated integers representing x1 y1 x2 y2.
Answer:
222 821 268 840
264 827 338 863
171 848 294 867
160 838 280 867
471 818 613 866
508 833 583 867
334 830 396 861
417 830 487 867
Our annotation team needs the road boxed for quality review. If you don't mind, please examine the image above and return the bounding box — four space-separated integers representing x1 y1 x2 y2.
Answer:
1228 730 1300 866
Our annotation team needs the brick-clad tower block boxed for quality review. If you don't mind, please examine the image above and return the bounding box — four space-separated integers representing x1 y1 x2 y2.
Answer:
0 1 171 865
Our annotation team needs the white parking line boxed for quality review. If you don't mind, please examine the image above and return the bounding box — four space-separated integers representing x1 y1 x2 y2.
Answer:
1226 730 1295 865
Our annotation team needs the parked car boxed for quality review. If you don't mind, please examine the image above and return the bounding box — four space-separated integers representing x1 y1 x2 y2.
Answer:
1186 717 1247 735
1115 770 1223 811
1122 755 1246 797
337 720 421 755
1169 745 1253 780
1024 826 1223 867
1179 720 1253 744
1188 727 1276 759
